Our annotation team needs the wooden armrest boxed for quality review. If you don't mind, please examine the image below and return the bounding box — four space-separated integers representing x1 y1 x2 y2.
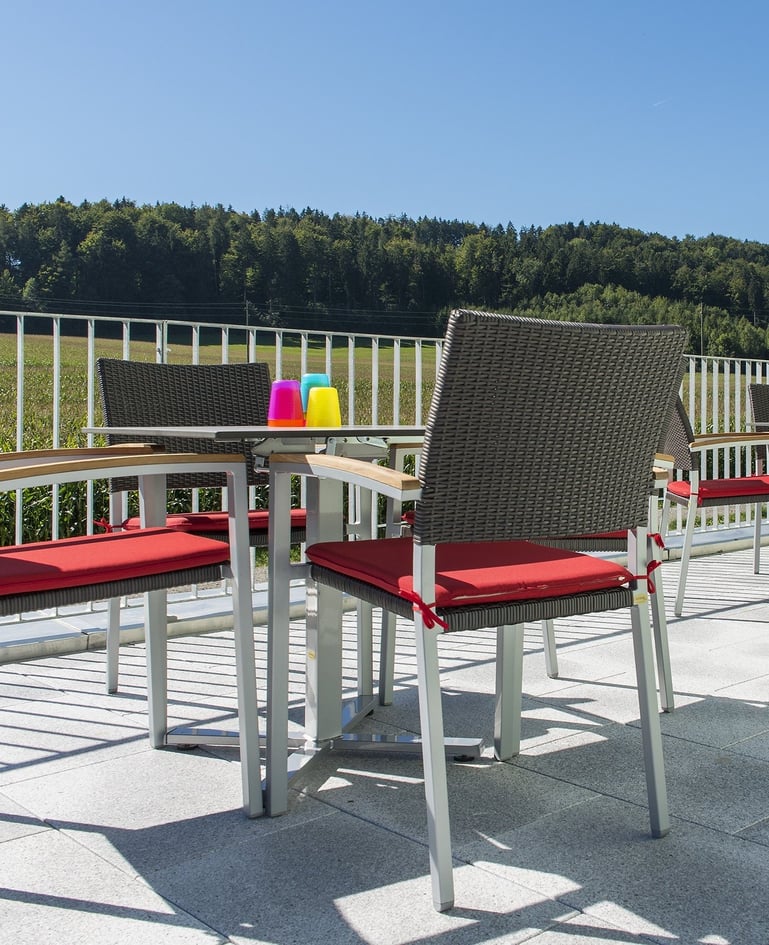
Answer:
270 452 422 501
0 444 163 470
387 440 424 452
0 451 246 490
691 432 769 451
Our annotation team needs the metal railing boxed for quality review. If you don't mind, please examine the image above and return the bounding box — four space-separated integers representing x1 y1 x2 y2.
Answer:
4 308 769 556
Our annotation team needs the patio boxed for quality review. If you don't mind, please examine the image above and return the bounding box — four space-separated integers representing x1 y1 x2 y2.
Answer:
1 544 768 945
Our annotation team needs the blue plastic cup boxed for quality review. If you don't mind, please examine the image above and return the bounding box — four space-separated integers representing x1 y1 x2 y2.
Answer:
300 372 330 412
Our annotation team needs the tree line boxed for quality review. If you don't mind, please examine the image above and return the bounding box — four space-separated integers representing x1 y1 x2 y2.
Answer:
3 197 769 355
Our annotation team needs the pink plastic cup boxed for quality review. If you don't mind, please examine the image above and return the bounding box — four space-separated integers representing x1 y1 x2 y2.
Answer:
268 379 305 427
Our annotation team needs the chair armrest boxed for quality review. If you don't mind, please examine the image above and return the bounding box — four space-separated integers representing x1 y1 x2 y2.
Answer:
690 432 769 452
1 450 252 540
0 450 247 491
0 444 162 471
270 452 422 502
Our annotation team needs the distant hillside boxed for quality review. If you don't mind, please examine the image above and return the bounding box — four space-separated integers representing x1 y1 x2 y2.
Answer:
2 198 769 356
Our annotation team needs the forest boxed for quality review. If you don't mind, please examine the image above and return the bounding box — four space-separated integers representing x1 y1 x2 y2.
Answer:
3 197 769 356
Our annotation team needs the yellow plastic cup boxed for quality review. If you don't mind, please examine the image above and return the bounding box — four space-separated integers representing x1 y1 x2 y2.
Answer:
305 386 342 427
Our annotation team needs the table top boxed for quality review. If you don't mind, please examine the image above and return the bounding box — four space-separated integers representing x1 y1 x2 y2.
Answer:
84 424 425 441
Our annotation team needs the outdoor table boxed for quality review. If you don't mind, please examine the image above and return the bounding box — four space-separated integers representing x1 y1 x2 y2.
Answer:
83 424 484 813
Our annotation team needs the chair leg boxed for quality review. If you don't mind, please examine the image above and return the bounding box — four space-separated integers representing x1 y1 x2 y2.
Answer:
630 594 670 838
414 619 455 912
650 583 675 713
105 597 121 693
754 507 762 574
495 624 524 761
143 588 168 749
352 484 376 701
541 619 559 678
378 610 397 705
105 490 123 693
674 501 697 616
357 601 375 700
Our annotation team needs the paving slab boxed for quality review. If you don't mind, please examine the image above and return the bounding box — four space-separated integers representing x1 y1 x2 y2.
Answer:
150 805 580 945
458 795 769 945
0 829 227 945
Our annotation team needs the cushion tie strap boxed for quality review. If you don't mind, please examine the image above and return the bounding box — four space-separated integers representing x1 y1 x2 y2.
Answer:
632 558 661 595
651 532 665 549
407 593 449 631
93 517 113 533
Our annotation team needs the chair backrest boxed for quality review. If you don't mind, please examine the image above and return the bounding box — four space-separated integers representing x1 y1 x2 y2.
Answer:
660 395 695 472
96 359 272 490
749 383 769 431
412 310 687 545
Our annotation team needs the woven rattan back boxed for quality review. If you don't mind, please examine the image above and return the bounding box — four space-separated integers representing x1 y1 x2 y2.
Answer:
749 383 769 432
96 359 271 490
660 396 695 472
413 311 687 545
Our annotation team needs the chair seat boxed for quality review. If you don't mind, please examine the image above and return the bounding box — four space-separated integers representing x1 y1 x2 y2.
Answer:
667 476 769 505
306 537 634 611
0 527 230 596
120 508 307 534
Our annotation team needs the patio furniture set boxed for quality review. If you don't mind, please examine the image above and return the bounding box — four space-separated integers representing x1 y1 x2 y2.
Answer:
4 309 769 912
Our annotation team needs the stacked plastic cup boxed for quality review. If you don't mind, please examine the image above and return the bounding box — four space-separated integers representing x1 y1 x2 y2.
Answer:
305 386 342 426
267 379 305 426
300 372 330 412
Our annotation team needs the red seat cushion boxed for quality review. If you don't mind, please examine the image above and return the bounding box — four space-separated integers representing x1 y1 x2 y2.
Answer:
306 537 634 610
120 508 307 533
667 476 769 505
0 528 229 596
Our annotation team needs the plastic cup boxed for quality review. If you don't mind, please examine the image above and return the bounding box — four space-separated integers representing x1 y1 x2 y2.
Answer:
300 372 330 411
267 379 305 426
305 386 342 427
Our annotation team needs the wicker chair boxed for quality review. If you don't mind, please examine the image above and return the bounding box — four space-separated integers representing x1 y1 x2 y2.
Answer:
0 446 262 817
268 310 687 911
662 394 769 616
96 358 306 691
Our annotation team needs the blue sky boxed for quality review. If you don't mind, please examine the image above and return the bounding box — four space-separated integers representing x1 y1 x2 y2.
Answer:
5 1 769 243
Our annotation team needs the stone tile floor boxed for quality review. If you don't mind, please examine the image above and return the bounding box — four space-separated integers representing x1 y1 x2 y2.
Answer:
1 548 768 944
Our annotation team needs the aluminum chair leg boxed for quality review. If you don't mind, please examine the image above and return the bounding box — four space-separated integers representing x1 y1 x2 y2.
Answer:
105 490 123 693
650 584 674 713
106 597 121 693
647 532 675 712
353 486 375 699
357 600 375 700
413 542 454 911
674 501 697 616
631 597 670 837
753 510 762 574
541 619 559 678
144 588 168 749
629 529 670 838
494 624 524 761
378 610 397 705
414 617 455 912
